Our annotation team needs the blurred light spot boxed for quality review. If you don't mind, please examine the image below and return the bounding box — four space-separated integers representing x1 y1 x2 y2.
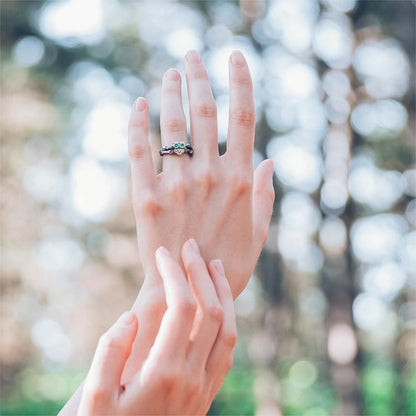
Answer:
70 156 125 220
319 216 347 256
351 100 407 140
39 0 105 47
320 179 348 214
282 63 319 99
264 0 319 53
68 62 116 104
136 3 206 47
351 214 408 263
249 331 276 365
322 0 356 13
353 38 410 99
267 137 322 193
83 101 130 161
322 70 351 97
13 36 45 67
35 238 84 273
313 12 353 69
289 360 317 389
23 159 64 203
38 374 68 401
166 27 203 58
209 1 243 30
328 323 357 364
31 318 72 363
325 96 350 123
362 262 407 301
205 25 232 49
235 278 258 318
405 200 416 227
353 293 386 330
299 288 327 318
281 192 322 235
399 302 416 329
349 160 404 210
278 230 324 273
403 170 416 197
398 231 416 275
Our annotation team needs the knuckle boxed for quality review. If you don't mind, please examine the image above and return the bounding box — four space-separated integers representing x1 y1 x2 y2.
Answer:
193 170 218 197
190 68 208 80
98 331 123 351
160 366 181 390
83 384 108 405
167 180 189 203
133 192 163 217
174 297 197 316
230 107 255 128
128 141 147 160
162 117 186 133
188 379 202 397
205 303 224 324
195 102 217 119
222 329 238 349
228 173 252 199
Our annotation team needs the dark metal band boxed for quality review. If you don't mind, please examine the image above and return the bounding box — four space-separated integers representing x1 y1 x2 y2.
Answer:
159 141 193 157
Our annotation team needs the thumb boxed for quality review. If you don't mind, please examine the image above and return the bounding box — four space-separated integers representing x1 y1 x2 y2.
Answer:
252 159 275 253
85 311 138 397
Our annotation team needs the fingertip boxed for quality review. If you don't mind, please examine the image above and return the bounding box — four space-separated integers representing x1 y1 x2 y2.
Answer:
155 246 171 268
209 259 225 279
230 50 246 68
134 97 147 112
118 310 137 326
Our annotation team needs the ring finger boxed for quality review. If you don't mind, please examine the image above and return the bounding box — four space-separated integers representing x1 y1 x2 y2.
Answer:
160 68 190 173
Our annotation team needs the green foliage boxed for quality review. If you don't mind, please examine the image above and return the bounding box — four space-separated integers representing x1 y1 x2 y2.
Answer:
209 367 255 416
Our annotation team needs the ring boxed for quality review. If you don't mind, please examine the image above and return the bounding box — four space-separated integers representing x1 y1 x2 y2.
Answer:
159 141 193 157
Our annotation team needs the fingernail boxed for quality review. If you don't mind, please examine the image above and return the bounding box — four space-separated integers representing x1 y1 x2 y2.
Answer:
211 259 225 277
186 50 201 64
118 311 135 325
135 97 146 111
166 69 180 81
187 238 200 254
231 51 246 67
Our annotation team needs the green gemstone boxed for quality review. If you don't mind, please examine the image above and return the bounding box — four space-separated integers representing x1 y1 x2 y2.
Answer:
174 142 179 148
180 142 185 148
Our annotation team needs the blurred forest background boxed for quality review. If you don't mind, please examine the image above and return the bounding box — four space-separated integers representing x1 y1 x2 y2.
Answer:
1 0 415 415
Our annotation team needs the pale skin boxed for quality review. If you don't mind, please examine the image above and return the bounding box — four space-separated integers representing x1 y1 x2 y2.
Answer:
77 240 236 416
125 49 274 379
60 50 274 415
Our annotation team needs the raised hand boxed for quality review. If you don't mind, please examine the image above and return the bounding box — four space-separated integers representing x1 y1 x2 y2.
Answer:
77 241 236 416
129 50 274 297
125 50 274 380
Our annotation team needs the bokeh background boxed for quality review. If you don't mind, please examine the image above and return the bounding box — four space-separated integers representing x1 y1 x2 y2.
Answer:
1 0 415 415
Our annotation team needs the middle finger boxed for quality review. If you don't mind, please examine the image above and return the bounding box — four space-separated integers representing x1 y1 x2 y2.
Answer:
185 50 219 162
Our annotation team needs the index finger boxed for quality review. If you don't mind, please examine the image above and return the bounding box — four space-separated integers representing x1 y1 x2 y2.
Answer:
148 246 197 362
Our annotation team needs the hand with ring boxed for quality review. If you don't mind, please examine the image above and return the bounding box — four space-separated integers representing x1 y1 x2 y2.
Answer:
125 50 274 380
77 240 236 416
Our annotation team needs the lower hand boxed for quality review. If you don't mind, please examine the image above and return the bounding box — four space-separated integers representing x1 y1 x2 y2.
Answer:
78 240 237 416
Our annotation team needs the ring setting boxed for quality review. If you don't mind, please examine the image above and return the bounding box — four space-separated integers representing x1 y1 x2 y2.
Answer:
159 141 193 157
